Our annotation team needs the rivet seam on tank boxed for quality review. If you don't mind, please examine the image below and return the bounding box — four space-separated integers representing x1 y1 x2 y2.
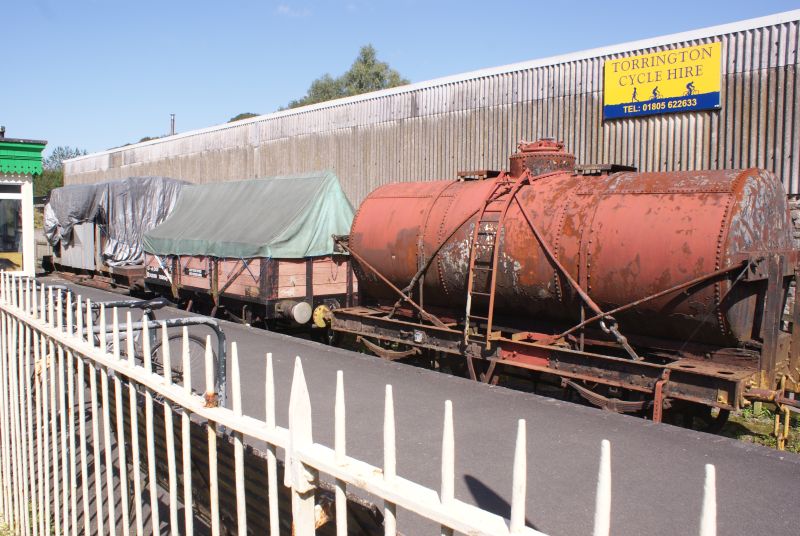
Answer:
436 192 458 297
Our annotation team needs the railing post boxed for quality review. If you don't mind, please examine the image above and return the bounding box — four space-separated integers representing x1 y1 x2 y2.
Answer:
142 319 161 536
288 357 317 536
127 312 145 536
231 343 247 534
181 328 193 536
161 323 179 536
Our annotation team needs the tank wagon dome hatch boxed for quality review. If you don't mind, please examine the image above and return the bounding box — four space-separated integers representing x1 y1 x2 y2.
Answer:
142 170 354 259
508 138 576 178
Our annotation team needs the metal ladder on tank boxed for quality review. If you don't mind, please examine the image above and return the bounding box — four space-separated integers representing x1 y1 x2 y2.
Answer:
463 175 529 349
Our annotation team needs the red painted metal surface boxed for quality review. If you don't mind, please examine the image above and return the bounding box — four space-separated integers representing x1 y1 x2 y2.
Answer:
350 142 793 347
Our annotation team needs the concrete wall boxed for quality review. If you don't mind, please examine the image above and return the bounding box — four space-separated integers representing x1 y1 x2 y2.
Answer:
65 11 800 207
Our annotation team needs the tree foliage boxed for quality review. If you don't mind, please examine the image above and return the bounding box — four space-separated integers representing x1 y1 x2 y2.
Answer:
42 146 87 171
287 45 408 109
228 112 259 122
35 169 63 197
37 145 87 197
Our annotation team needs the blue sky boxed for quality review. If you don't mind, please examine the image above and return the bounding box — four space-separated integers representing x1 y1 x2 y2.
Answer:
4 1 798 156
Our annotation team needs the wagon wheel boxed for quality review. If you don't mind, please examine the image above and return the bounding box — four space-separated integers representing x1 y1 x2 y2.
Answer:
665 401 730 434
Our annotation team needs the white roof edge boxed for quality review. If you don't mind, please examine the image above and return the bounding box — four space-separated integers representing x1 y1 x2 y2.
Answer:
66 8 800 164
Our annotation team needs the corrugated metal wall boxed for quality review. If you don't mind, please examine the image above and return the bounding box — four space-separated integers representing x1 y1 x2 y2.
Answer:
65 12 800 206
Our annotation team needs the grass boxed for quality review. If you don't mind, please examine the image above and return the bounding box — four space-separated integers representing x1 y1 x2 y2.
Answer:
720 405 800 453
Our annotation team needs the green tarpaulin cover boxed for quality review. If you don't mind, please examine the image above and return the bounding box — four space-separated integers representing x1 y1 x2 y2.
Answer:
142 171 354 258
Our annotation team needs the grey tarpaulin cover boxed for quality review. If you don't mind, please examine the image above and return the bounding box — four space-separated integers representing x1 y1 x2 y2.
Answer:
44 177 186 266
143 171 354 258
43 184 101 244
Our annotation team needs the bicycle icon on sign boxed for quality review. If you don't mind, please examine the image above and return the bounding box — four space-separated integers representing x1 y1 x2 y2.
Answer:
684 81 696 96
650 86 662 100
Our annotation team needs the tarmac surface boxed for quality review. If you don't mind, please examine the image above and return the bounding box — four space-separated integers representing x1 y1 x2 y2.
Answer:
43 276 800 536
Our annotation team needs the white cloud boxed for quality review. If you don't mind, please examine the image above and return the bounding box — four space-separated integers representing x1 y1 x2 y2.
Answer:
275 3 312 17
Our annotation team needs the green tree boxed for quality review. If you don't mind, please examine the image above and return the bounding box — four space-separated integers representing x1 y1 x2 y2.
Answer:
228 112 259 122
287 45 408 109
35 169 63 197
37 146 87 197
42 146 87 171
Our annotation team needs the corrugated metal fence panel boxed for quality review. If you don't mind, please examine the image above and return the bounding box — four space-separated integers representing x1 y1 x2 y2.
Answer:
64 13 800 205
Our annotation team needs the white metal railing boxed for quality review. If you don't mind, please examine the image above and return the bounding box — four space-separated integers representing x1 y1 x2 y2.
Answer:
0 272 719 535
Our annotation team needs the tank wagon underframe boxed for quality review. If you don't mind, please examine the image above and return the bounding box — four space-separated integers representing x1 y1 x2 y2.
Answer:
332 250 800 418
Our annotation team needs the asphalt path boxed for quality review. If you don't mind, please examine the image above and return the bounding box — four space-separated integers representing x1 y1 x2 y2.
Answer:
43 277 800 536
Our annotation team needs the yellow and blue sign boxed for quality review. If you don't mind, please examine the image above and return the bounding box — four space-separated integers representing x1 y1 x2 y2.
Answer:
603 42 721 119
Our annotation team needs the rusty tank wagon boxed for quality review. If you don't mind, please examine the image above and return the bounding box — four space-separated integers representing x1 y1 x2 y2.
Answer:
331 139 800 432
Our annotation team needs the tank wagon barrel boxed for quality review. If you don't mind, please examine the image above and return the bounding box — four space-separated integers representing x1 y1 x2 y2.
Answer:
332 139 800 427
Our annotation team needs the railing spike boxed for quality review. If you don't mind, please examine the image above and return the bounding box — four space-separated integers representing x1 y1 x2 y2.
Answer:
592 439 612 536
65 292 72 335
700 464 716 536
286 356 313 488
47 286 54 327
56 288 63 331
510 419 527 534
141 311 150 371
335 370 346 465
384 384 397 535
287 356 316 535
231 343 241 416
85 299 93 347
30 279 36 318
112 308 120 360
266 353 275 429
98 304 106 352
441 400 454 504
264 352 279 536
182 327 191 393
384 385 396 482
126 312 134 364
161 322 170 383
204 335 214 397
335 369 348 535
76 295 83 342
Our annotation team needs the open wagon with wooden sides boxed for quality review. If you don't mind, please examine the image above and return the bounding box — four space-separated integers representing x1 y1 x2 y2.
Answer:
143 171 357 330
